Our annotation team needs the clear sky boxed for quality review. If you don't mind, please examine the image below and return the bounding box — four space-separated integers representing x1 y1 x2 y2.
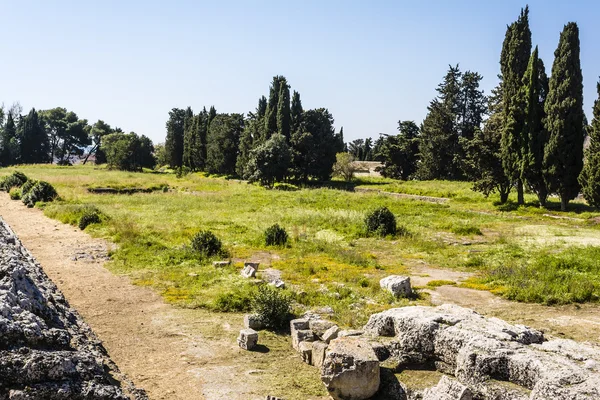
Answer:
1 1 598 143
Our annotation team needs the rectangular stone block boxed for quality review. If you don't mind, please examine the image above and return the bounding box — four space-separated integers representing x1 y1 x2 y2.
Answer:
312 341 328 368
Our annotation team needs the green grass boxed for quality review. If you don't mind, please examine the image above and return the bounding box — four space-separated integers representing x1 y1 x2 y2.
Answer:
2 164 600 325
426 280 457 287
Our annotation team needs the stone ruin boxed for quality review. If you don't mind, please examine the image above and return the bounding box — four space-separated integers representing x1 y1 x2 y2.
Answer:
0 217 146 399
291 304 600 400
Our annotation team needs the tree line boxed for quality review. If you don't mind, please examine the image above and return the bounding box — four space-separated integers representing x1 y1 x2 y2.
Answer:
356 6 594 211
0 105 156 171
162 76 345 186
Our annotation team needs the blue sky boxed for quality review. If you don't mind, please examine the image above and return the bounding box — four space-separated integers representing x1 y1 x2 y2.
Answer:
1 1 598 143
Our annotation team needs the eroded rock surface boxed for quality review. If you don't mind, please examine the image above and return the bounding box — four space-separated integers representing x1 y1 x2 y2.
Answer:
365 304 600 400
0 218 145 399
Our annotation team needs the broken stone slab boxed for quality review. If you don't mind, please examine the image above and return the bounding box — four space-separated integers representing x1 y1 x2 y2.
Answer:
245 261 260 270
212 260 230 267
380 275 412 297
244 314 264 330
309 319 335 339
322 325 340 344
290 318 309 333
298 341 313 364
422 376 473 400
237 328 258 350
338 329 364 338
312 341 328 368
268 278 285 289
292 329 315 351
241 264 258 278
321 337 380 400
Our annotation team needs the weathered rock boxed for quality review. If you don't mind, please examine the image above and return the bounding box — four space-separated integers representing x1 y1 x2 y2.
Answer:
364 304 600 400
237 328 258 350
269 278 285 289
422 376 473 400
244 314 264 330
292 329 315 351
338 329 364 338
379 275 412 297
369 341 390 362
0 218 145 399
241 264 258 278
290 318 310 333
322 325 340 344
312 341 328 368
321 337 380 400
309 319 335 339
299 341 313 364
212 260 230 268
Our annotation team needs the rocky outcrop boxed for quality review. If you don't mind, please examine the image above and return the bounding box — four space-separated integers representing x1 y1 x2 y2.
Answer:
365 305 600 400
0 217 146 399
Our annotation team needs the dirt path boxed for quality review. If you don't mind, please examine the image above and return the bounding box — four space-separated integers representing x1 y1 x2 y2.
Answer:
0 196 323 400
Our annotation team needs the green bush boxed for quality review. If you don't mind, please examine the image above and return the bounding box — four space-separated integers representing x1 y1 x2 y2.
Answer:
252 285 292 330
264 224 288 246
9 188 21 200
213 286 255 312
79 210 102 230
191 230 224 257
364 206 397 237
22 181 58 208
21 179 37 196
0 171 28 191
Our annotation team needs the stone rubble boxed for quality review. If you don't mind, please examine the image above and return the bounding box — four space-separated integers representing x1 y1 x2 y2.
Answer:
237 328 258 350
379 275 412 297
0 217 146 399
241 262 259 278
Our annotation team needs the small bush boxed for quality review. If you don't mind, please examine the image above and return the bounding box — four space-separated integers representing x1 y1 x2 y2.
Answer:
22 181 58 208
252 285 292 330
191 230 224 257
265 224 288 246
21 180 37 196
213 286 255 312
79 210 102 230
364 206 397 237
9 188 21 200
0 171 28 191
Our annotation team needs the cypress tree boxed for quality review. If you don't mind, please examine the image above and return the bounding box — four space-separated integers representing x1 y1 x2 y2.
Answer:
580 80 600 208
198 107 209 169
264 76 283 139
544 22 585 211
257 96 267 119
0 113 18 166
182 106 195 169
291 91 303 133
19 108 50 164
276 77 291 141
500 6 532 205
165 108 185 168
521 47 550 206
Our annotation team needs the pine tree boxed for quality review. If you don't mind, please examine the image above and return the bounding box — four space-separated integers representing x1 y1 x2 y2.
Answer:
0 113 18 165
521 47 550 206
165 108 185 168
291 91 303 133
182 106 195 169
457 71 486 140
500 6 532 205
207 106 217 128
580 80 600 208
264 76 283 139
19 108 50 164
277 77 291 141
544 22 585 211
417 65 462 180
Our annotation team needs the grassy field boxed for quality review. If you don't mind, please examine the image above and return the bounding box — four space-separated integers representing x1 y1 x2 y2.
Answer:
2 164 600 327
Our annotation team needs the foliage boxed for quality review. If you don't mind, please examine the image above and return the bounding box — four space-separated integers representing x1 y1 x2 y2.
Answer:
364 206 397 237
79 210 102 230
41 107 90 164
191 230 225 257
165 108 186 168
206 113 244 175
213 286 255 312
20 179 37 195
19 108 50 164
101 132 156 171
580 81 600 208
246 134 291 187
277 77 291 140
9 188 21 200
264 76 284 139
264 224 288 246
543 22 585 211
332 152 357 182
22 181 58 207
0 171 28 191
377 121 420 180
85 120 113 165
0 113 19 166
252 285 292 330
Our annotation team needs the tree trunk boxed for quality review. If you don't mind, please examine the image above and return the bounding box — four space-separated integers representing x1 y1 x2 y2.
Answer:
560 196 568 212
500 190 509 204
83 145 98 165
517 179 524 205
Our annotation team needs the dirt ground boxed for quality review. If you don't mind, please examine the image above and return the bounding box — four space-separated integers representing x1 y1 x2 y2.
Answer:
1 195 600 400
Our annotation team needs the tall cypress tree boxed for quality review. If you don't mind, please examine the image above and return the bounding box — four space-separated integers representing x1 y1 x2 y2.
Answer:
277 78 291 141
522 46 550 206
580 80 600 208
500 6 532 205
257 96 267 119
264 76 283 139
182 106 195 169
291 91 303 133
165 108 185 168
0 113 18 165
544 22 585 211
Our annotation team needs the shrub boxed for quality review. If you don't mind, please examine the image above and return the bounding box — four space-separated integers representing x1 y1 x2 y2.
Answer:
79 210 102 230
252 285 292 330
22 181 58 208
9 188 21 200
21 180 37 196
364 206 397 237
451 224 483 236
265 224 288 246
213 286 255 312
191 230 224 257
0 171 28 191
